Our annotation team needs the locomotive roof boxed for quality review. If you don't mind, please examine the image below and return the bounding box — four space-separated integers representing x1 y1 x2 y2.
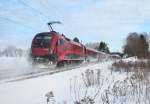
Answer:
57 33 84 47
64 37 83 47
36 31 58 35
36 32 51 35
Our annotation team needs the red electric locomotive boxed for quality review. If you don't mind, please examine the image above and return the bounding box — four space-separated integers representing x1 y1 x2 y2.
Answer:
31 22 100 66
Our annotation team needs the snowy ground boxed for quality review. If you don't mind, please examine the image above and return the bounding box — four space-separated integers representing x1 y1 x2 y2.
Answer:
0 60 129 104
0 57 54 80
1 57 149 104
0 57 32 80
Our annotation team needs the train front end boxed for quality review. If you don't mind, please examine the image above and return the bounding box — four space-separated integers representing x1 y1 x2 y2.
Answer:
31 32 57 64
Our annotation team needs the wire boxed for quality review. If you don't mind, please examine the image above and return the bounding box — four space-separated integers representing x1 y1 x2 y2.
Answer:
1 0 77 36
18 0 49 20
37 0 77 36
18 0 76 36
0 16 38 31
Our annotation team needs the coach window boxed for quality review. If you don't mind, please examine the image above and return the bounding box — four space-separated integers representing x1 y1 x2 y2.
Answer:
57 39 64 46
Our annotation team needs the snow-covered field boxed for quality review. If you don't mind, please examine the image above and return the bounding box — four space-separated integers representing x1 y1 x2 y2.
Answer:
0 57 52 80
0 57 149 104
0 57 31 80
0 60 128 104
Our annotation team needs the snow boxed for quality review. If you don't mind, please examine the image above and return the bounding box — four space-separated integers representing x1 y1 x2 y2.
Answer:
0 60 128 104
0 57 32 80
122 56 149 63
0 57 52 80
122 56 139 62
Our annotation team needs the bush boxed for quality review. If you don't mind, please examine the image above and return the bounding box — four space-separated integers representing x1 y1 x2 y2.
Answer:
112 60 150 72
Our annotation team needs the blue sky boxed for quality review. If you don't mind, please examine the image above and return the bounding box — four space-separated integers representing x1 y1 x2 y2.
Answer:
0 0 150 52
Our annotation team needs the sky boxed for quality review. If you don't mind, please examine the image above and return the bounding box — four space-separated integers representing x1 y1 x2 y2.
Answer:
0 0 150 52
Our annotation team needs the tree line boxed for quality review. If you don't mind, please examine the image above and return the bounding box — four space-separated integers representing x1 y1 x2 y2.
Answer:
83 32 150 59
0 46 26 57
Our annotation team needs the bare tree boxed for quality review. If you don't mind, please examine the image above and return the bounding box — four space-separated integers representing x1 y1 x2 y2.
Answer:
123 32 149 58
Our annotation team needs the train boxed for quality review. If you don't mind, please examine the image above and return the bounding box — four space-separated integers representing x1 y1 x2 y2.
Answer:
31 22 105 66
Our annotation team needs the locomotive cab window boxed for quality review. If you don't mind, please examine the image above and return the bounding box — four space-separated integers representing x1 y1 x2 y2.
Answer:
33 34 52 48
57 39 64 46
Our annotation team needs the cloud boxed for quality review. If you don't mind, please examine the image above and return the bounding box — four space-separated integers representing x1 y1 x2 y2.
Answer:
65 0 150 51
0 0 150 51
